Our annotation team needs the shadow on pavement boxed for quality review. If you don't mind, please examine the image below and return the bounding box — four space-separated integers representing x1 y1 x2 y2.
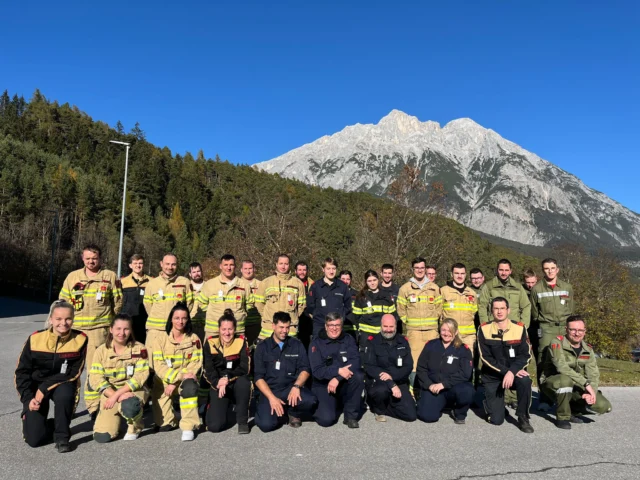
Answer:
0 297 50 318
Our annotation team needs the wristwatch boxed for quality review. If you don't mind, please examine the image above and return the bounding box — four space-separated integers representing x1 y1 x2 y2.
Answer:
292 384 302 389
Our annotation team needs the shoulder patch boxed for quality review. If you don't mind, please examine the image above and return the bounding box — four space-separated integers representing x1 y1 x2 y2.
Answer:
79 331 87 337
557 335 564 340
480 322 488 327
207 336 214 340
404 336 409 341
464 344 470 349
587 343 593 348
238 334 245 340
193 340 201 349
516 321 524 327
368 335 374 341
140 349 148 359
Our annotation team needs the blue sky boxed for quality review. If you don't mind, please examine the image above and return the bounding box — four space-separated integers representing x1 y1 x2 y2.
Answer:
2 1 639 212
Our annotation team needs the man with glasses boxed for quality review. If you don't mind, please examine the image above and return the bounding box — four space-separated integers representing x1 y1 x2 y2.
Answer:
469 268 485 295
539 316 611 429
397 257 443 389
308 312 363 428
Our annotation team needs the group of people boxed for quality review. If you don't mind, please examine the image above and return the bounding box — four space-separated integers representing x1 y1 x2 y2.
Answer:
14 244 612 452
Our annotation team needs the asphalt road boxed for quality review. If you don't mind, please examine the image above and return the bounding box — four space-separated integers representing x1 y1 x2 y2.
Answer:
1 299 639 480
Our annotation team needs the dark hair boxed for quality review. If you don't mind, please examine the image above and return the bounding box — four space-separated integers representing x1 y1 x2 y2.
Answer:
451 263 466 272
293 260 306 269
276 254 290 264
566 315 586 327
541 258 558 267
325 312 343 324
322 257 338 268
189 262 202 270
129 253 144 263
523 268 537 279
411 257 427 268
497 258 512 268
357 270 379 301
470 268 483 276
165 302 193 335
162 252 178 262
339 270 352 280
491 296 510 309
272 311 292 325
381 263 394 272
82 244 102 257
218 308 237 329
106 314 136 348
219 254 235 263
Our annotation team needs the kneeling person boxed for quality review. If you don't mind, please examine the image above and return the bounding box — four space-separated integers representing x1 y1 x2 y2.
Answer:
148 303 203 441
309 312 364 428
478 297 534 433
540 315 612 429
363 314 416 422
203 309 252 434
89 314 150 442
254 312 317 432
417 319 474 424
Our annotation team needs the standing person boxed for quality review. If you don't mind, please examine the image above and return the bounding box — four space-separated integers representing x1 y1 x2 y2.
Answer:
89 314 150 443
120 254 150 344
353 270 397 346
305 258 352 338
478 259 531 326
397 257 443 387
426 265 438 285
379 263 400 304
477 298 534 433
339 269 359 338
363 314 416 422
148 303 203 441
530 258 574 411
253 312 317 432
416 319 474 424
440 263 479 353
241 259 262 347
539 316 612 429
309 312 364 428
197 254 252 338
295 260 314 347
469 268 485 294
188 262 206 341
59 244 122 417
254 254 306 340
143 253 194 346
295 261 314 293
15 301 87 452
202 310 252 434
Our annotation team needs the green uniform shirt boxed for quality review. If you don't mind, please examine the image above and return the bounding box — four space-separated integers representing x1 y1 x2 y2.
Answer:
541 336 600 391
530 279 574 326
478 277 531 326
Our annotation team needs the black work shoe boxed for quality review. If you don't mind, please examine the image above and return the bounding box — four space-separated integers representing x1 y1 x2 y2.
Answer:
288 416 302 428
154 424 177 433
343 418 359 429
518 416 534 433
238 423 250 434
569 415 584 424
55 441 71 453
556 419 571 429
449 410 465 425
508 402 518 410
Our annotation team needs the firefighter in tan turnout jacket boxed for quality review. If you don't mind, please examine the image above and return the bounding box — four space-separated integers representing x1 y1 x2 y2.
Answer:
440 263 479 355
59 245 122 414
143 253 194 346
254 254 306 340
397 258 443 379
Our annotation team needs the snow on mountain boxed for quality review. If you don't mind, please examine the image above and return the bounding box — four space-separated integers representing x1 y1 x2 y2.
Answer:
255 110 640 249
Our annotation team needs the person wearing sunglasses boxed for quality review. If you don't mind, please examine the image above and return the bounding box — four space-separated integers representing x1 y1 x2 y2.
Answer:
539 315 612 429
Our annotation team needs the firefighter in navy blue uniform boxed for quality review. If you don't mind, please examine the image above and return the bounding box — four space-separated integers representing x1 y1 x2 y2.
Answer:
353 270 397 348
254 312 318 432
305 258 352 338
202 310 252 434
309 312 364 428
477 297 534 433
120 254 150 344
15 301 87 452
416 319 474 424
339 270 359 340
363 314 416 422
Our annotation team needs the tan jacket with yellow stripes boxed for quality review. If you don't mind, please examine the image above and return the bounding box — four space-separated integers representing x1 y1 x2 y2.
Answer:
254 272 306 336
148 332 202 384
59 268 122 330
143 274 194 331
397 279 443 332
88 341 149 395
440 284 478 336
197 275 253 334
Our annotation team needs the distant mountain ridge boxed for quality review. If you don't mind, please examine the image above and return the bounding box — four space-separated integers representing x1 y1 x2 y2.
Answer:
255 110 640 249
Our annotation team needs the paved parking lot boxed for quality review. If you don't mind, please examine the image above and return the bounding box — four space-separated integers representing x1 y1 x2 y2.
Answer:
1 301 639 480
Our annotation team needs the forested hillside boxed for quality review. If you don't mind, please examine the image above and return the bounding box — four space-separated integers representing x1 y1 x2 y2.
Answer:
0 89 638 357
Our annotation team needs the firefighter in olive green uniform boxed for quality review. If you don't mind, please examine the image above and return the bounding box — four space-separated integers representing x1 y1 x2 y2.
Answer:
478 260 530 327
540 317 611 429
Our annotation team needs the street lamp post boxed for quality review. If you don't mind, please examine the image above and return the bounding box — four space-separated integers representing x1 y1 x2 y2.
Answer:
110 140 131 278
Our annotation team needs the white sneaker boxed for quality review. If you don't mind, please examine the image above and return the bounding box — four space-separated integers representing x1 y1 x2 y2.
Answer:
123 432 139 441
181 430 195 442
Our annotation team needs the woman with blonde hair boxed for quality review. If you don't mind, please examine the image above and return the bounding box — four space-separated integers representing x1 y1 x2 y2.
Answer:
415 319 474 424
